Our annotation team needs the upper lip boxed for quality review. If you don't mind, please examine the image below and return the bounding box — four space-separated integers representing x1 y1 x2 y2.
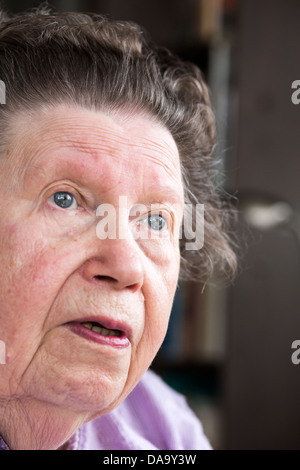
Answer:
68 315 132 341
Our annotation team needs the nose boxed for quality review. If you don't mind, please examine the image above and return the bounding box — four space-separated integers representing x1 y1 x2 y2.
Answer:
81 237 144 293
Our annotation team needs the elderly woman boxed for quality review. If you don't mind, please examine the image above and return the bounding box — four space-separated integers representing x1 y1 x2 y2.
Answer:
0 3 236 450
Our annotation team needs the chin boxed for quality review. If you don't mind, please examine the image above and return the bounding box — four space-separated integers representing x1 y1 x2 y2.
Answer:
21 357 130 418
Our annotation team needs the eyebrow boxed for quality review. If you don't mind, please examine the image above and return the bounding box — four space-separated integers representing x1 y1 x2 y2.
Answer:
146 185 184 208
20 144 184 209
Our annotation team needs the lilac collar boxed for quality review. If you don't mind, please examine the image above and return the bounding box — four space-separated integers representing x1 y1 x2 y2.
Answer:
0 434 9 450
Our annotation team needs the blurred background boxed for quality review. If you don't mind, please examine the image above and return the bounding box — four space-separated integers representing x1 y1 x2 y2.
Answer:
3 0 300 450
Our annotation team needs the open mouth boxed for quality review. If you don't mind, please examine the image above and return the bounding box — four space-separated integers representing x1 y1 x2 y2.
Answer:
66 319 130 349
80 321 122 337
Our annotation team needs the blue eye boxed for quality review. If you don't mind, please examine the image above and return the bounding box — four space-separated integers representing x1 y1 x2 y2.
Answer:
147 214 166 231
51 192 78 209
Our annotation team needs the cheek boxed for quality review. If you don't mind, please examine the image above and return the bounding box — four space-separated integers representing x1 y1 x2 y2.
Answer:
129 291 171 386
0 223 56 294
0 222 75 349
146 283 175 340
134 256 180 368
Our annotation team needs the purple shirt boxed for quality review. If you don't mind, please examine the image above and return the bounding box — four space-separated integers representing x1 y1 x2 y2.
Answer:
0 370 212 450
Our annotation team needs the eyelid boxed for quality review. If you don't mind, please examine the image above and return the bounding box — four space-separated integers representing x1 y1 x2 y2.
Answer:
47 188 81 208
149 205 174 228
133 206 173 232
42 184 96 218
48 191 78 210
44 179 92 201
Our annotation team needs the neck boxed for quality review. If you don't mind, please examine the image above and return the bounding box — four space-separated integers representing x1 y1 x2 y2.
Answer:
0 397 89 450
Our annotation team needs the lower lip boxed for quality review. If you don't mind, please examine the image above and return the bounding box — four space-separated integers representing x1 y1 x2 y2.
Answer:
66 322 130 349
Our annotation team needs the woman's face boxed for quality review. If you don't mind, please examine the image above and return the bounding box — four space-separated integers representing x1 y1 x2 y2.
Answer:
0 105 184 418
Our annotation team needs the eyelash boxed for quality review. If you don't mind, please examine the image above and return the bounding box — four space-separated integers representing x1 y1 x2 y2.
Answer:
49 191 78 210
135 212 169 233
47 187 86 212
48 190 171 232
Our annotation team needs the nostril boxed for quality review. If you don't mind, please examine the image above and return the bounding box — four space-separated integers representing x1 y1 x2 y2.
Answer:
94 275 139 290
94 275 114 282
126 282 142 293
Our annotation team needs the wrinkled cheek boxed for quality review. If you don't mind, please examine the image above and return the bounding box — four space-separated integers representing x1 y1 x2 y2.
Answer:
1 218 80 287
133 275 177 377
160 247 181 303
1 224 54 296
148 262 180 353
0 223 67 357
131 311 168 385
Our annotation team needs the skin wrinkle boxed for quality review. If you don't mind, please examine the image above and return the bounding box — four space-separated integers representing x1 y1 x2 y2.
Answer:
38 230 104 333
8 126 178 199
7 110 183 220
0 104 184 449
5 107 180 193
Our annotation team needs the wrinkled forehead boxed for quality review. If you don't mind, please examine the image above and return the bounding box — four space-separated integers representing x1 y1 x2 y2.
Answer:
5 104 184 195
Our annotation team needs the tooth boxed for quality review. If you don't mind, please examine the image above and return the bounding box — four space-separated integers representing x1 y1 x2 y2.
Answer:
101 328 110 336
90 325 120 336
80 321 122 337
91 325 105 334
91 325 112 336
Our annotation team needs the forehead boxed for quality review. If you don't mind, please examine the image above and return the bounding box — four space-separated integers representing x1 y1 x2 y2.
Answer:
8 104 184 197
